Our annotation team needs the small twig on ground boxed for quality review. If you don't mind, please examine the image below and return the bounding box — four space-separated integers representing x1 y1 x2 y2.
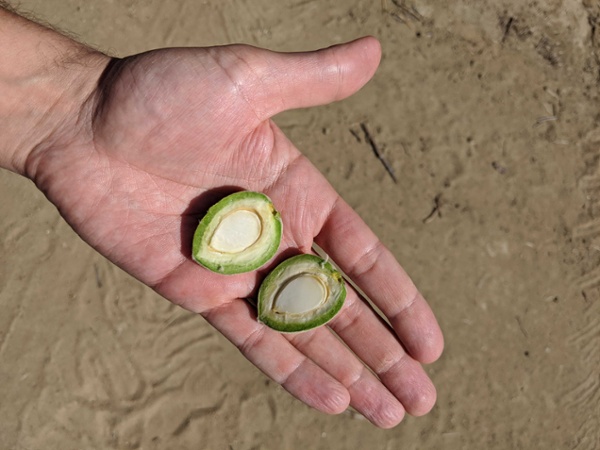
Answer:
534 116 557 127
515 316 528 338
360 123 397 184
349 128 362 143
390 0 423 23
491 161 507 174
422 194 442 224
93 264 103 289
502 16 514 42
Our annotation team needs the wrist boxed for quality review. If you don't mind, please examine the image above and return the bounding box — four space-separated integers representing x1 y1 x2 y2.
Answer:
0 7 109 178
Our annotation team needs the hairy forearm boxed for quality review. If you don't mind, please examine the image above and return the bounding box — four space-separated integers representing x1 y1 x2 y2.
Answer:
0 4 108 177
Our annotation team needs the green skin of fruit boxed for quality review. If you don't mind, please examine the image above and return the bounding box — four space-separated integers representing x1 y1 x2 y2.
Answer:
258 254 347 333
192 191 282 275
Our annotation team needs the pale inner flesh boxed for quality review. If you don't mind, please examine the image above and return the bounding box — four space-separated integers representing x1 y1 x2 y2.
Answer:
274 275 327 314
209 209 262 254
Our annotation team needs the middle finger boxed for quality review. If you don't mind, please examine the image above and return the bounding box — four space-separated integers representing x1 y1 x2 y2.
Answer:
328 288 438 417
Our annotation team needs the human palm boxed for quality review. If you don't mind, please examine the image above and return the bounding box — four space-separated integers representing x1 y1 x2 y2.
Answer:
30 38 443 428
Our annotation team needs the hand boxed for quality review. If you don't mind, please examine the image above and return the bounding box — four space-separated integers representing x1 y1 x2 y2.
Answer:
25 38 444 428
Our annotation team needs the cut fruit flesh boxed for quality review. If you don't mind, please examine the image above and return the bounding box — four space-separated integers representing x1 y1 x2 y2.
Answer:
192 191 282 274
209 209 262 253
274 275 328 314
258 254 346 333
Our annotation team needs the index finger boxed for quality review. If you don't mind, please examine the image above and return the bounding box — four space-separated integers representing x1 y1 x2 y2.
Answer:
315 197 444 364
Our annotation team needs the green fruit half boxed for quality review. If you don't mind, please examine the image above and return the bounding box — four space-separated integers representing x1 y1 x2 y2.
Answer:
192 191 282 274
258 254 346 333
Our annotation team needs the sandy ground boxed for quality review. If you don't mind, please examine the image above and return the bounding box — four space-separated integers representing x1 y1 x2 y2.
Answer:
1 0 599 449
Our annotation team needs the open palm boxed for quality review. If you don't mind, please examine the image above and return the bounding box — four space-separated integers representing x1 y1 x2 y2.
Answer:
30 38 443 428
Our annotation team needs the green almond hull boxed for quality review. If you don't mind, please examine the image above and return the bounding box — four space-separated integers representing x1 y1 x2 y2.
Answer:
192 191 282 275
257 254 346 333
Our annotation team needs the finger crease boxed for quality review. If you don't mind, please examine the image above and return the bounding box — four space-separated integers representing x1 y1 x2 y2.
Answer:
323 195 341 224
388 289 420 325
287 329 318 349
333 300 362 336
345 365 366 391
150 257 187 292
377 353 406 379
279 355 308 386
200 297 236 320
238 325 266 357
263 151 303 194
352 240 385 280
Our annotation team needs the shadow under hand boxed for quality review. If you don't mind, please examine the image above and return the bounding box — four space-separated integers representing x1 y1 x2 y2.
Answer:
179 185 243 260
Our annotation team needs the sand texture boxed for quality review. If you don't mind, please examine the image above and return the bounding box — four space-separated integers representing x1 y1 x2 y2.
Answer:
1 0 599 449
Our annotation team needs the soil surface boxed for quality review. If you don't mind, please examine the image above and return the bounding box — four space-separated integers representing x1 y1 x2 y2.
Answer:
1 1 599 449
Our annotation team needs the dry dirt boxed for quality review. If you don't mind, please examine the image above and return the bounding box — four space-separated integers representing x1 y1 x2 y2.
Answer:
1 0 599 449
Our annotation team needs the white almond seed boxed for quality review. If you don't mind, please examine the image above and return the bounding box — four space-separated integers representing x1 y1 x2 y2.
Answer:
275 275 327 314
210 209 262 254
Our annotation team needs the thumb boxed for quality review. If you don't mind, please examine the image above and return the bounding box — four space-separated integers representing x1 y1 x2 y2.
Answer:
220 37 382 120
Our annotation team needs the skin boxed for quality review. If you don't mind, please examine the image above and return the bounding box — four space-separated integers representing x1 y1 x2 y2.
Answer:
0 4 444 428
